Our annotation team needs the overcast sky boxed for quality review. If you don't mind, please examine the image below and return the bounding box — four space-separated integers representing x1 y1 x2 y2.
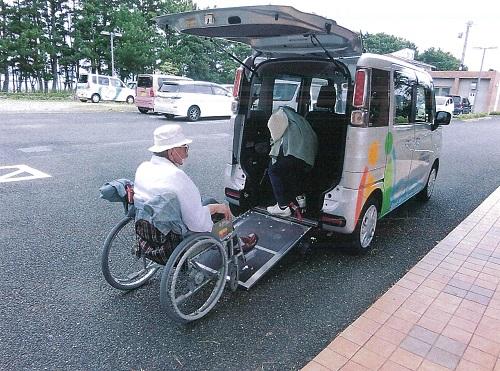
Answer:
193 0 499 72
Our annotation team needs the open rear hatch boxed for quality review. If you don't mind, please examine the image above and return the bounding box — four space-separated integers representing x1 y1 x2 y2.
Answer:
156 5 362 58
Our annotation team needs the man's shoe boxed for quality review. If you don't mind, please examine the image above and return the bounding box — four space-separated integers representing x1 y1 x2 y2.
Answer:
266 203 291 217
239 233 258 253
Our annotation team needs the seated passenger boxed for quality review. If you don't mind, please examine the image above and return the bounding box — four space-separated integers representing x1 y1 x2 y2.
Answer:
134 124 257 264
266 107 318 216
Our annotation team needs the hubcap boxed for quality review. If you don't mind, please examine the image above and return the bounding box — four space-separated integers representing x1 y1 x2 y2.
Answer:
360 205 377 248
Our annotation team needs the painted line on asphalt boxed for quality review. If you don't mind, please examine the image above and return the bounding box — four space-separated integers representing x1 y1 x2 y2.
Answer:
0 165 51 183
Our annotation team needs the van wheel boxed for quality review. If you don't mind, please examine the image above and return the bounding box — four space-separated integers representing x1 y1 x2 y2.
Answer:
126 95 134 104
349 199 378 255
138 108 148 114
187 105 201 121
91 93 101 103
417 167 437 202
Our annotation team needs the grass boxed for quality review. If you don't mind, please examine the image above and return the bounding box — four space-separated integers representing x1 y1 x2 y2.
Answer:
0 91 74 101
456 112 490 120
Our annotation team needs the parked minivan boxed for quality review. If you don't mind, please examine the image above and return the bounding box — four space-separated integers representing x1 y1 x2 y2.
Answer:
155 80 233 121
76 73 135 103
436 96 454 116
135 73 192 114
157 5 451 253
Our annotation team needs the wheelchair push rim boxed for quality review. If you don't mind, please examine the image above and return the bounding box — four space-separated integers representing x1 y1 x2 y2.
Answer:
160 233 228 324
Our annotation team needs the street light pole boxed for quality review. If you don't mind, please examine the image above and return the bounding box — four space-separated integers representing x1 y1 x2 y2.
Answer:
472 46 498 113
459 21 473 71
100 30 122 77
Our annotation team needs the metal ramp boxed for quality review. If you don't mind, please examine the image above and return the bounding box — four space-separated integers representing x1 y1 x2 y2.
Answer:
233 210 312 289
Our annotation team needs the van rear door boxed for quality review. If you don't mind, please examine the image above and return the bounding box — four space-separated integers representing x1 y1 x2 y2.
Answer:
156 5 361 58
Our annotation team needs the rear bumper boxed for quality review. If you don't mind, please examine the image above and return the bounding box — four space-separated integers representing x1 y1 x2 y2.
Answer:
135 96 154 110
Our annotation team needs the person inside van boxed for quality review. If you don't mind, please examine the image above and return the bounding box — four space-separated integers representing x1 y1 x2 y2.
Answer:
266 106 318 216
133 124 258 264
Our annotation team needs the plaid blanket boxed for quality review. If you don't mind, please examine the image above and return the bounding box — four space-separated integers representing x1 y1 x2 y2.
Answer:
135 219 182 265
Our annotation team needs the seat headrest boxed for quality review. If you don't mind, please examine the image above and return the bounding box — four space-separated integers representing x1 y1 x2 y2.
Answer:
315 85 337 110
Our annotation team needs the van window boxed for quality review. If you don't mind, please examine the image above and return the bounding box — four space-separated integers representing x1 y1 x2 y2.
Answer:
212 86 229 95
195 85 213 94
98 76 109 86
273 81 299 101
415 86 426 122
92 76 97 84
157 77 172 89
394 71 414 125
138 76 153 88
369 69 390 127
159 83 180 93
179 84 195 93
78 75 88 83
111 79 123 88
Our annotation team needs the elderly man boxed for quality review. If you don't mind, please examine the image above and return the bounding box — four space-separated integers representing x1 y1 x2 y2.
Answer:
133 124 257 264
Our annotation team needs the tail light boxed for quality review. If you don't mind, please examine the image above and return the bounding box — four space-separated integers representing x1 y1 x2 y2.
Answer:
149 89 155 97
353 69 368 107
233 67 243 98
351 68 369 127
320 213 346 227
224 188 240 200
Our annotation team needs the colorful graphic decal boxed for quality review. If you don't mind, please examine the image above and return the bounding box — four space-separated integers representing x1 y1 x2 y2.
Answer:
354 132 396 222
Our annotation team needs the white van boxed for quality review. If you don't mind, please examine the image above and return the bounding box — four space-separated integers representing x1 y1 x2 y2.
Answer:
135 73 192 114
76 73 135 103
157 6 451 253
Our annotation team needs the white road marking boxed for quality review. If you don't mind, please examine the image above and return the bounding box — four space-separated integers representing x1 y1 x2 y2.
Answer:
0 165 51 183
18 146 52 153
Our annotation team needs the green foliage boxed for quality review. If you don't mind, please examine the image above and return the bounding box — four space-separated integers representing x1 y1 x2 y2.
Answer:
456 112 489 120
363 33 418 55
416 48 461 71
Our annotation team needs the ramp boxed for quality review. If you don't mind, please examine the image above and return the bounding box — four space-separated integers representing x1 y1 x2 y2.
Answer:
233 210 311 289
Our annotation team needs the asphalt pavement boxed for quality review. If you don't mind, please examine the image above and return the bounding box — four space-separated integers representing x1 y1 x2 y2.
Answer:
1 104 499 370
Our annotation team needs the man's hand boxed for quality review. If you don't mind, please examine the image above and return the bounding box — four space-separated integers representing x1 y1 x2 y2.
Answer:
208 203 233 221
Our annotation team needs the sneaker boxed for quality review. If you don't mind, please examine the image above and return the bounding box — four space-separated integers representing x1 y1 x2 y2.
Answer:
266 203 291 217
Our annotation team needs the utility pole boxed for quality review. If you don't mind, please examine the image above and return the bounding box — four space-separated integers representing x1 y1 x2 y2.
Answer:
459 21 473 71
101 30 122 77
472 46 498 113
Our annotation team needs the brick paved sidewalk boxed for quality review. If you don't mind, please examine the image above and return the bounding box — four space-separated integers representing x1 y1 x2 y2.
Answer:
303 186 500 371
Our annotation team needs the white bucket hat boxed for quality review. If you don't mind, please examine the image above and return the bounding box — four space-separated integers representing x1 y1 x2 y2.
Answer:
148 124 193 153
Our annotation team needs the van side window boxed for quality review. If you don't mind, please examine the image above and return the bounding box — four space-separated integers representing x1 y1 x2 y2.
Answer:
98 76 109 86
195 85 213 95
369 69 390 127
179 84 195 93
92 76 97 84
212 86 229 95
415 86 426 122
394 71 414 125
111 79 123 88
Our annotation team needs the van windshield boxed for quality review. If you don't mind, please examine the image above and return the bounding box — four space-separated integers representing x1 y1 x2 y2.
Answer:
138 76 153 88
78 75 88 83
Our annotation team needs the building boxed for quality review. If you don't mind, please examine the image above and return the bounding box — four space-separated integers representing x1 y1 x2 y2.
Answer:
431 70 500 113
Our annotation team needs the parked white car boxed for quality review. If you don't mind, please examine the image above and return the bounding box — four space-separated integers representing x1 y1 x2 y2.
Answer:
154 80 233 121
436 95 454 115
76 73 135 103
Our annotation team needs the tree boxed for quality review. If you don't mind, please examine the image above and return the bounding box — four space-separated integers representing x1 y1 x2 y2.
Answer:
362 32 418 55
416 47 461 71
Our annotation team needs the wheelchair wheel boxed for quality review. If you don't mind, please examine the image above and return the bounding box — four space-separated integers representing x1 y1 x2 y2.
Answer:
160 233 228 324
101 217 160 290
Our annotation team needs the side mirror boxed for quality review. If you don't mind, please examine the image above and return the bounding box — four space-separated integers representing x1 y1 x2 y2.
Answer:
435 111 451 126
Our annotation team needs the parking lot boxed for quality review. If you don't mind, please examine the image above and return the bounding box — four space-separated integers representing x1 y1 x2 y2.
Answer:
1 102 500 370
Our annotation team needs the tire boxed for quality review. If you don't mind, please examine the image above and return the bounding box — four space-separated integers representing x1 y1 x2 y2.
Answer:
79 99 87 102
160 233 227 324
417 166 437 202
91 93 101 103
138 107 149 114
349 199 379 255
126 95 134 104
187 105 201 122
101 217 160 291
